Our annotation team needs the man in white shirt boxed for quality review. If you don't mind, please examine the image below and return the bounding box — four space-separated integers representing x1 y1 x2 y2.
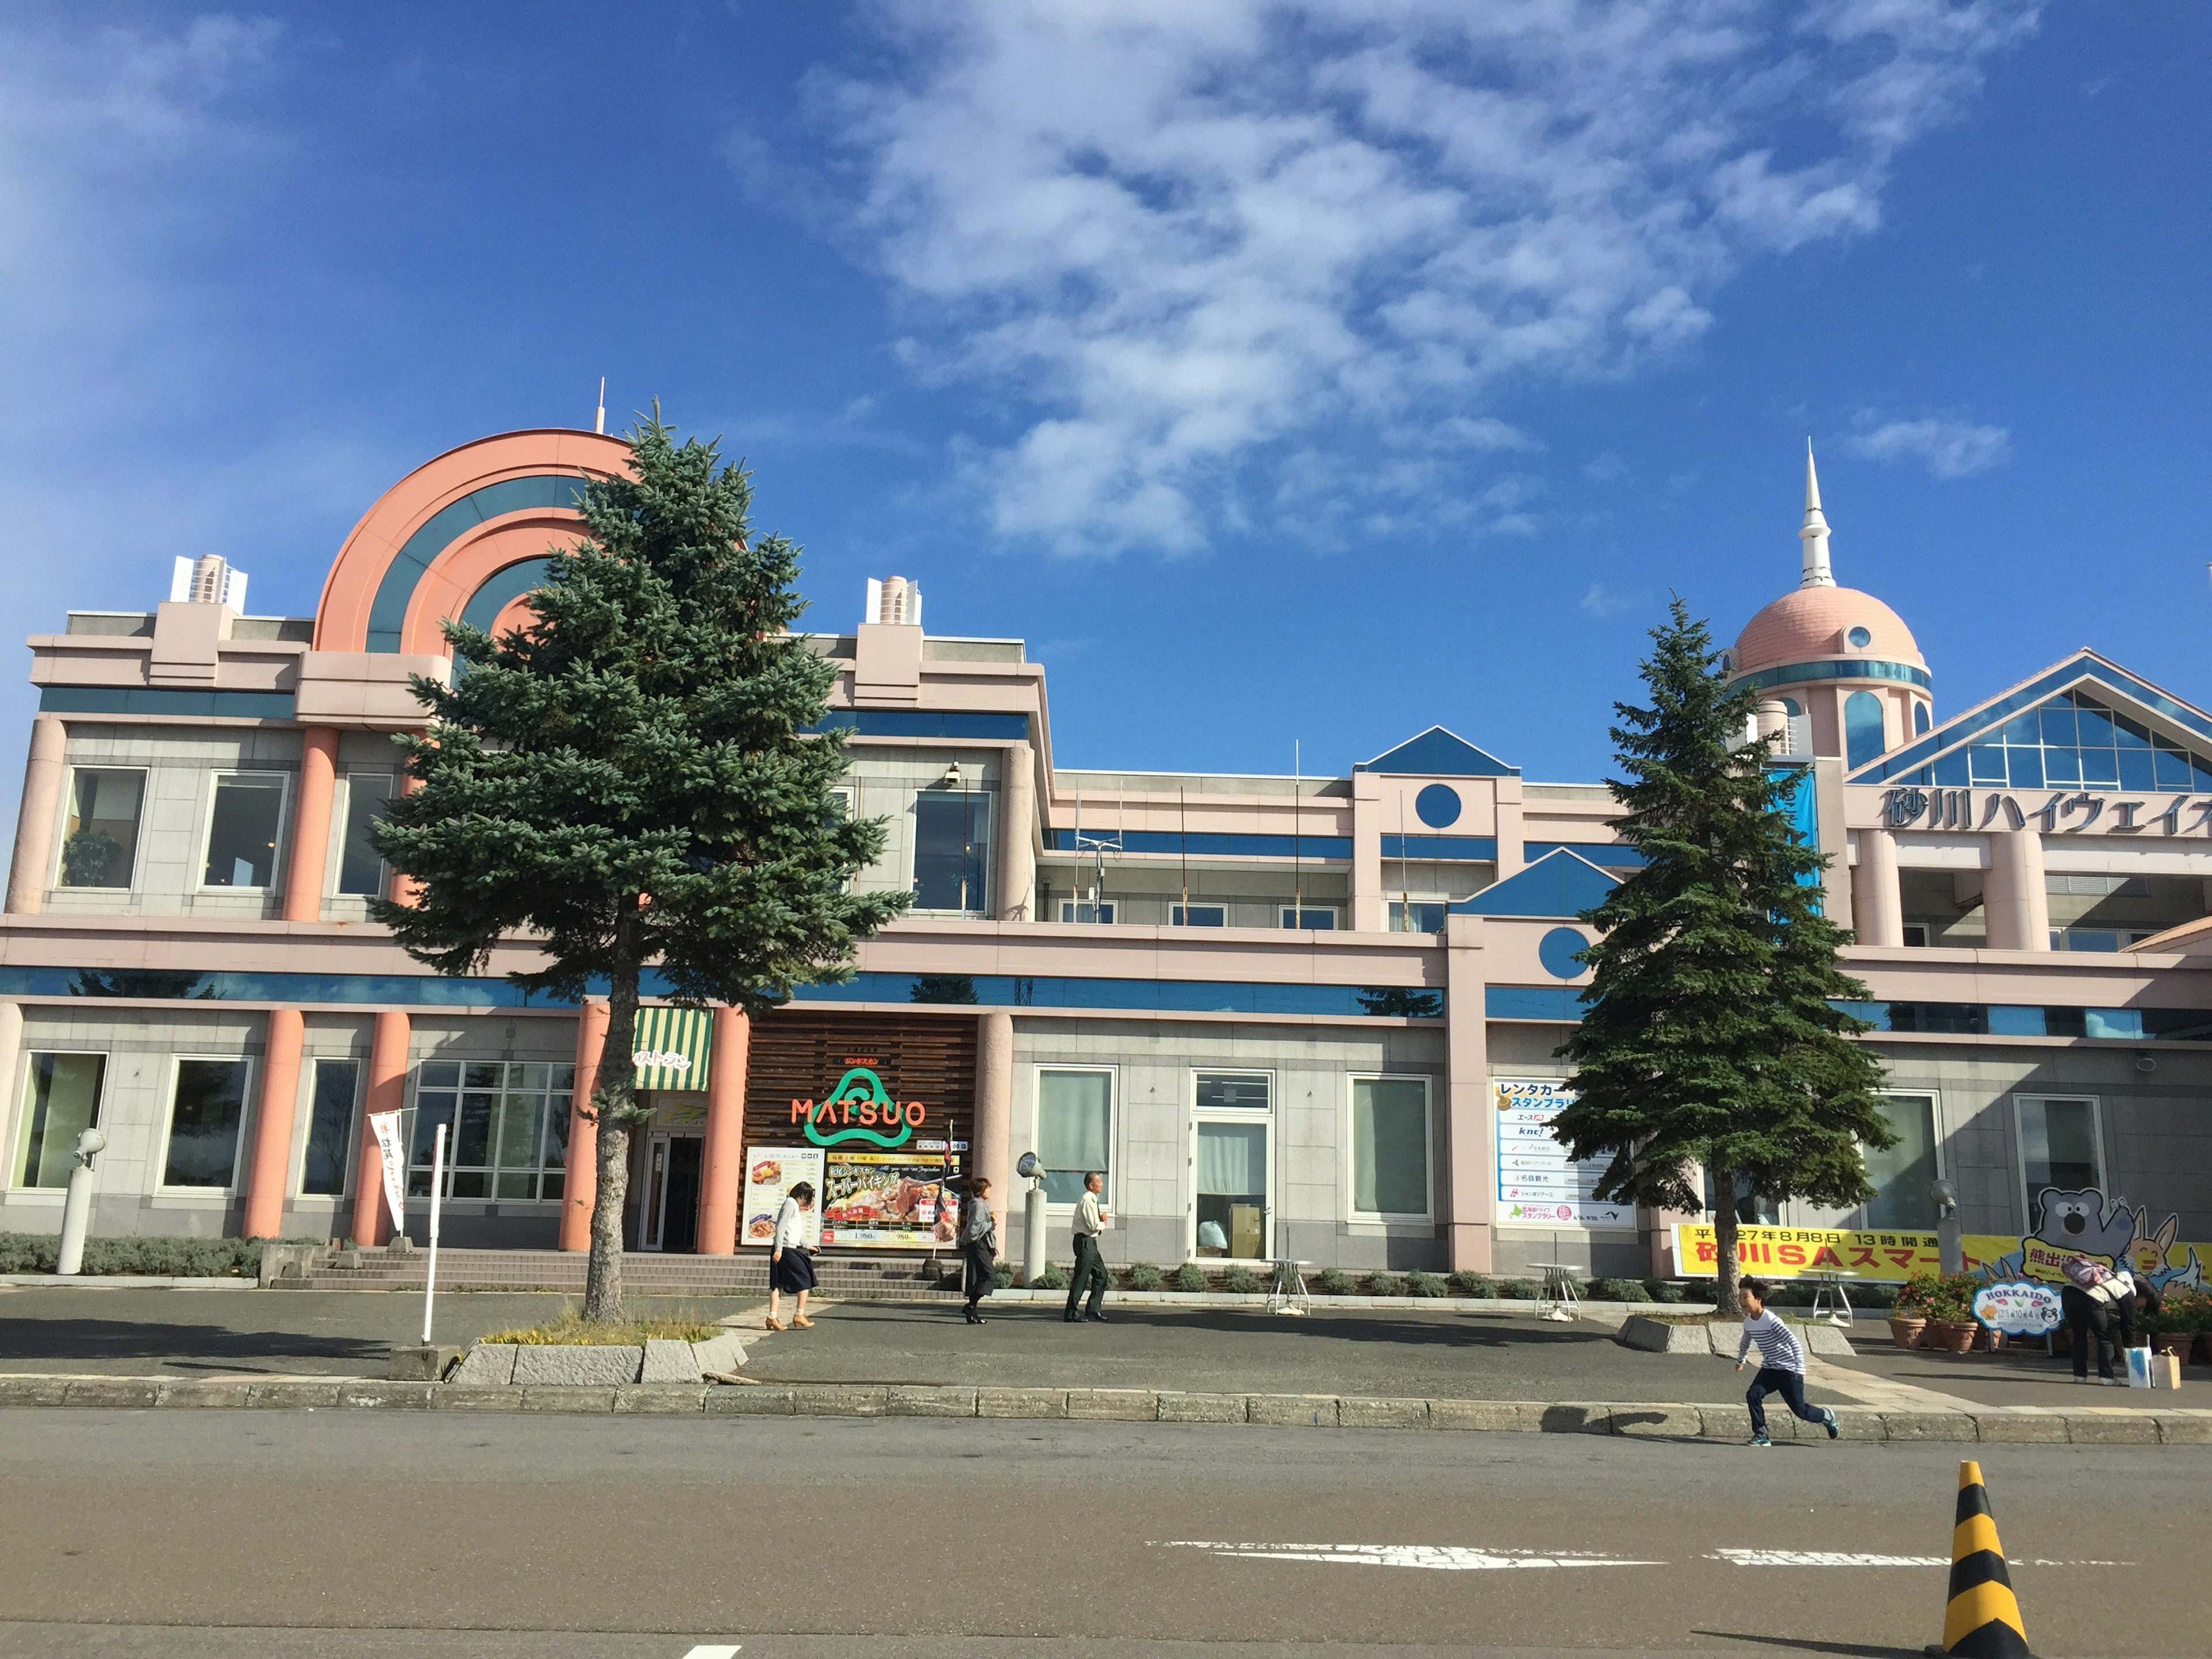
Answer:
1065 1171 1111 1323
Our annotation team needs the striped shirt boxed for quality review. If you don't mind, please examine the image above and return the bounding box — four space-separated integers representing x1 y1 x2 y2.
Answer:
1737 1310 1806 1374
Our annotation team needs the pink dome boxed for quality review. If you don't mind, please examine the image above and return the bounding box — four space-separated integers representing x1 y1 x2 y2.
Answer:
1731 586 1923 678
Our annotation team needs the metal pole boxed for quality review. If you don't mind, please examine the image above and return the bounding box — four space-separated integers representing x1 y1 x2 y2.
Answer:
1024 1176 1047 1285
1292 739 1302 927
421 1121 446 1345
56 1130 103 1277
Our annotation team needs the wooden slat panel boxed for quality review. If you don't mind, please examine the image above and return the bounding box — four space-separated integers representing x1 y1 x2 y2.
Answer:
744 1010 977 1147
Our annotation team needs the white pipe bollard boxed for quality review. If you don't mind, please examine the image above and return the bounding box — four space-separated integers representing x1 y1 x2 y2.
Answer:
55 1128 106 1276
1024 1179 1047 1285
421 1122 447 1346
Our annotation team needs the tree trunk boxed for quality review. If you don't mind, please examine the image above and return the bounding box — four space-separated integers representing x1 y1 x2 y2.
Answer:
581 936 642 1324
1710 1161 1743 1320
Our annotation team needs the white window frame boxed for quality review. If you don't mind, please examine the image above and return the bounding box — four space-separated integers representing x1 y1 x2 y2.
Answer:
197 770 292 893
53 764 150 894
1188 1067 1278 1263
908 788 994 916
1344 1071 1435 1224
7 1048 109 1192
1171 903 1226 927
157 1054 256 1194
1033 1062 1116 1210
1281 905 1338 930
294 1055 363 1199
1847 1089 1945 1230
1191 1067 1274 1115
328 772 396 899
1059 900 1116 924
2015 1093 2106 1227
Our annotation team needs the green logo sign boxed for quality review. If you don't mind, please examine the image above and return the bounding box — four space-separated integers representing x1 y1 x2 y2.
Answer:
802 1066 916 1149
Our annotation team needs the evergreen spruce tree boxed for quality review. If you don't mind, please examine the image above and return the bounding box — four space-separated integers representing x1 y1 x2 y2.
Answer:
1551 599 1893 1315
372 412 908 1321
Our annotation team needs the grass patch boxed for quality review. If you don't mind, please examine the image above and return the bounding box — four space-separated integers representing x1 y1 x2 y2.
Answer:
476 1309 719 1346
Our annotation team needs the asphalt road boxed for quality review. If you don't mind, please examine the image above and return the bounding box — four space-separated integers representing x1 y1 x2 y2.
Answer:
0 1409 2202 1657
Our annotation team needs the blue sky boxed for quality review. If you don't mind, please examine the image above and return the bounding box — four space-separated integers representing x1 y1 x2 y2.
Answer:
2 1 2206 801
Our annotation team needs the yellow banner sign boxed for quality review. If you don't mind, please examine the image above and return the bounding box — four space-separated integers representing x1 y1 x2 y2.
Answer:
1672 1224 1941 1282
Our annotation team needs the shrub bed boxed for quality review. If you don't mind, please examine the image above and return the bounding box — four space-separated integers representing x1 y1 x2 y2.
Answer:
1123 1261 1164 1291
0 1232 277 1277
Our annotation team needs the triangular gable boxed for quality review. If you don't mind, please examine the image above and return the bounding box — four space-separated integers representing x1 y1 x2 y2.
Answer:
1355 725 1518 777
1450 848 1618 918
1850 649 2212 792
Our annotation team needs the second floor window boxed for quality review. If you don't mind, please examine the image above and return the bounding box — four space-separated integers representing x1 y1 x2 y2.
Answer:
336 775 394 897
203 773 285 889
60 768 144 889
913 792 990 912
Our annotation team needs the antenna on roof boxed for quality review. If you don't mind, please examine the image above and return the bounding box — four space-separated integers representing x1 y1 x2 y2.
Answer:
1292 739 1303 929
594 377 606 436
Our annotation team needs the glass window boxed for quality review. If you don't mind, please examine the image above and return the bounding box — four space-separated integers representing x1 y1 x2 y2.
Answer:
2155 750 2194 790
2018 1096 2101 1225
1195 1071 1270 1111
1389 900 1446 933
11 1053 105 1187
407 1059 571 1202
1171 904 1226 927
1281 907 1337 930
202 774 285 889
2043 746 2080 784
162 1058 250 1188
1912 703 1930 735
299 1058 360 1196
912 792 990 912
1967 741 2006 783
2040 705 2077 746
2078 748 2119 787
1037 1068 1111 1203
2008 747 2044 789
1845 692 1887 771
336 774 394 897
1058 901 1115 923
1861 1093 1938 1229
1196 1120 1268 1258
1350 1075 1430 1217
60 770 145 889
2074 702 2116 747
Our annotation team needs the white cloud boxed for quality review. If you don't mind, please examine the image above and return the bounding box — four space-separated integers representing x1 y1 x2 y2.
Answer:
768 0 2037 553
1852 416 2011 478
1580 581 1645 619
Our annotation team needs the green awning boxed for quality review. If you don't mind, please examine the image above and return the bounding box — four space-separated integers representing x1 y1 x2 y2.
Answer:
631 1005 711 1091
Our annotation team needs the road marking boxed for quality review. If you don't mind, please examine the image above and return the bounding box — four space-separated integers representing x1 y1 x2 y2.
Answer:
680 1647 741 1657
1712 1550 2131 1568
1160 1541 1662 1570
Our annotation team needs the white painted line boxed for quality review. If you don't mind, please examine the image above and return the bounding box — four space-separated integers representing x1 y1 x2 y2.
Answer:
1712 1550 2132 1569
680 1646 740 1658
1161 1541 1662 1570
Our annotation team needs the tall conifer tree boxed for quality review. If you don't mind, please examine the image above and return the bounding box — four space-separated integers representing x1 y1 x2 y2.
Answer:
1551 599 1893 1314
373 413 908 1320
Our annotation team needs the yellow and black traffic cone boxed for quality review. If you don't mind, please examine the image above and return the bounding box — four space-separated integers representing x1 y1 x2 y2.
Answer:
1927 1459 2032 1657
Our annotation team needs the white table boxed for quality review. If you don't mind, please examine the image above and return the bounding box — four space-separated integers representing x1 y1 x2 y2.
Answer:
1268 1259 1313 1317
1528 1262 1581 1323
1802 1271 1860 1327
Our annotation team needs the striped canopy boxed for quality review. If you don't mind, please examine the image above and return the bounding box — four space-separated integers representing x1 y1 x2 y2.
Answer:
631 1005 712 1091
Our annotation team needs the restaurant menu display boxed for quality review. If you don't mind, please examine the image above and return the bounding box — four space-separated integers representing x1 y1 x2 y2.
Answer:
820 1143 965 1249
741 1145 825 1250
1492 1077 1632 1229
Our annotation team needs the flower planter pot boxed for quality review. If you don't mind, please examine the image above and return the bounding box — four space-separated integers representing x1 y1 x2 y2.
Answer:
2197 1332 2212 1366
1928 1320 1978 1354
1888 1316 1929 1351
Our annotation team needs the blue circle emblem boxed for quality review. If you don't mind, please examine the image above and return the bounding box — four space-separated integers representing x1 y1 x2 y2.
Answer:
1414 783 1461 828
1846 624 1872 648
1539 926 1589 980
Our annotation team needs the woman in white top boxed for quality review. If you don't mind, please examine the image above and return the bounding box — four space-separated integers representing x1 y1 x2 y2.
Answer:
767 1181 817 1331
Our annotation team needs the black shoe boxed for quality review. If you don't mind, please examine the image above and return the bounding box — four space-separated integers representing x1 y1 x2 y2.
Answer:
1084 1312 1108 1322
1063 1315 1081 1323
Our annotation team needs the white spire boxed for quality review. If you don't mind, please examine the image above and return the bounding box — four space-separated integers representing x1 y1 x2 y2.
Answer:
1798 438 1834 588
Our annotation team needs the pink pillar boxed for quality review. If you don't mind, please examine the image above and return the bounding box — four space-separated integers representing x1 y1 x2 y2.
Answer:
350 1010 410 1247
242 1008 306 1238
6 714 66 914
1443 912 1494 1272
558 1000 609 1251
976 1010 1012 1245
388 764 423 908
696 1006 750 1255
282 728 339 923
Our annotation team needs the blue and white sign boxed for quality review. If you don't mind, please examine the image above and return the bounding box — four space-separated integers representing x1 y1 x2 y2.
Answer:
1492 1077 1633 1230
1971 1280 2062 1335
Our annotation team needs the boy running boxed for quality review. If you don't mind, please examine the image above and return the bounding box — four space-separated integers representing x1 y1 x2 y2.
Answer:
1734 1276 1839 1447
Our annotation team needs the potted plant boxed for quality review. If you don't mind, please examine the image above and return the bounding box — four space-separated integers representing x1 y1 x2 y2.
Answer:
1889 1274 1936 1350
1923 1274 1982 1354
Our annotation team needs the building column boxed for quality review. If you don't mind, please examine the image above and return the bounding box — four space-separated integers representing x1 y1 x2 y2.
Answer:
1492 776 1524 880
696 1005 750 1255
1350 772 1385 933
976 1010 1013 1246
558 999 609 1251
281 727 339 923
1851 826 1904 948
1442 912 1494 1272
6 715 66 915
0 1002 24 1196
350 1010 410 1247
242 1008 306 1239
996 744 1035 921
389 764 422 908
1985 830 2050 952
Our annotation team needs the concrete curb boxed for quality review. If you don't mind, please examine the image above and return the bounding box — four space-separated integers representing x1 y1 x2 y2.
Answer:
984 1291 1721 1316
1 1373 2204 1442
0 1275 257 1289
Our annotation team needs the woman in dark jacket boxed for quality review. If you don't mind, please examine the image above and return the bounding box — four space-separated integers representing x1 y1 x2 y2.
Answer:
960 1177 998 1325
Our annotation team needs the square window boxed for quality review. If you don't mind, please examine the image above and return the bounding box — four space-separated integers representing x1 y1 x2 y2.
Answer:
1037 1068 1111 1203
2007 747 2044 789
2154 750 2194 790
1281 907 1337 930
60 769 145 888
2040 706 2077 747
2078 748 2119 787
912 792 991 913
299 1058 359 1196
1967 744 2006 783
1058 901 1115 923
1171 904 1226 927
162 1058 250 1188
1195 1071 1271 1111
1389 900 1446 933
1861 1094 1938 1230
1932 751 1969 786
1351 1075 1430 1218
11 1053 105 1187
2043 747 2081 784
2075 706 2116 748
2000 714 2039 745
2118 748 2156 790
202 774 285 889
2018 1097 2100 1224
336 774 394 896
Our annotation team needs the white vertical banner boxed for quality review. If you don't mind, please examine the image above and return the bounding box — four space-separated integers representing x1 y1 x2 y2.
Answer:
367 1109 408 1238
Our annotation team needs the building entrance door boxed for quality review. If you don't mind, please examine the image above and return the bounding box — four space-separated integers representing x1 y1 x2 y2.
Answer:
642 1132 704 1252
1194 1120 1270 1259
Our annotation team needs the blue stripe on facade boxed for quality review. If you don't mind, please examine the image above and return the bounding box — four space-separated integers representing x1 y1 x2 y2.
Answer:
1735 659 1932 692
1043 828 1354 859
1522 842 1646 867
1851 656 2212 785
365 474 593 653
815 710 1031 741
1486 986 1586 1021
1381 834 1497 861
39 687 296 719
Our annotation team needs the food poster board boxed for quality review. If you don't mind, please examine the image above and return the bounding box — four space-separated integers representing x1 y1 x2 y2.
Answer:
743 1146 825 1250
1493 1078 1634 1229
1672 1224 1941 1282
741 1012 977 1251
